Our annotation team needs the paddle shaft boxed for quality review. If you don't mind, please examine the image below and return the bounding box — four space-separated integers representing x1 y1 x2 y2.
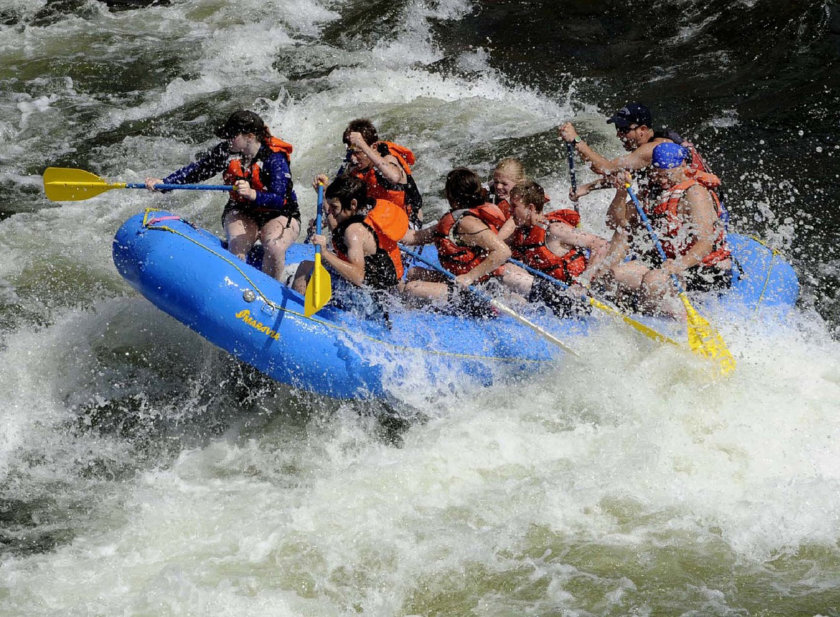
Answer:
509 257 679 345
303 184 332 317
129 183 232 191
42 167 235 201
566 142 578 213
400 245 578 355
625 184 686 293
315 184 325 243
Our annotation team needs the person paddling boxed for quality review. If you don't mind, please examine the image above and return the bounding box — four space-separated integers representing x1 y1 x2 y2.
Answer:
315 118 424 228
558 103 719 227
400 167 532 314
508 179 608 313
145 110 300 281
604 142 732 317
292 176 408 301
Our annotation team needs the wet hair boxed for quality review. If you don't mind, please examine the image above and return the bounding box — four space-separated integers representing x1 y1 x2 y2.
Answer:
215 110 269 141
342 118 379 146
325 175 368 211
445 167 488 209
493 158 526 182
509 180 547 213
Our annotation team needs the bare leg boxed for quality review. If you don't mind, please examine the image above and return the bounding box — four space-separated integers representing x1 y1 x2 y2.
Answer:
291 260 314 294
260 216 301 281
640 269 684 318
609 259 650 311
403 279 449 301
224 211 260 260
500 263 534 295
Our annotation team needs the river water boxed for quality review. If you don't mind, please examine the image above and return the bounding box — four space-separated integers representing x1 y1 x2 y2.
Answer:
2 0 840 615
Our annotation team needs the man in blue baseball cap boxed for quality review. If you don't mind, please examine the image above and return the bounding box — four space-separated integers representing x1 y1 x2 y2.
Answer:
596 141 732 317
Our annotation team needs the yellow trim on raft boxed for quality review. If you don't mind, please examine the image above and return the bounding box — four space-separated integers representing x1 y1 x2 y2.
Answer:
748 234 783 314
139 209 554 365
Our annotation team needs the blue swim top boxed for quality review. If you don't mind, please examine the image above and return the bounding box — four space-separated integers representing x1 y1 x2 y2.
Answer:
651 142 688 169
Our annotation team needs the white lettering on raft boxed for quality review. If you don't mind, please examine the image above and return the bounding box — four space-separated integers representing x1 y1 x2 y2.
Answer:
235 309 280 341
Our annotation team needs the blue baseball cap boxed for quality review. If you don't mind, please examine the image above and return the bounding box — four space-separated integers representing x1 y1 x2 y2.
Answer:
607 102 652 129
652 142 688 169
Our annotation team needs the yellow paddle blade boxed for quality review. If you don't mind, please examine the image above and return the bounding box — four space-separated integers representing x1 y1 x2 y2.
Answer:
587 296 680 346
43 167 126 201
679 293 736 375
304 253 332 317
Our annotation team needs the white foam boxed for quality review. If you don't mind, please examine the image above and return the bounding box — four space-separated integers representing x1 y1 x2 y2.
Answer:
1 0 838 613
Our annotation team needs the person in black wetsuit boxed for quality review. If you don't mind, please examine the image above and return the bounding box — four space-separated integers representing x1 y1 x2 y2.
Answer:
145 110 301 281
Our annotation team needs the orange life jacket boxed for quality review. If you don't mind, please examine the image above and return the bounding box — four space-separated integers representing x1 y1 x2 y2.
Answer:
647 172 730 267
223 136 294 205
636 131 718 207
510 209 588 283
333 199 409 280
352 141 422 220
434 203 508 277
496 198 512 221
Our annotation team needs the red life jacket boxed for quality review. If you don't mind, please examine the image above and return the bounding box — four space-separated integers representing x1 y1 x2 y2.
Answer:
352 141 421 219
636 131 718 207
223 136 294 204
648 171 730 267
434 203 508 277
333 199 409 280
510 209 587 283
496 198 512 221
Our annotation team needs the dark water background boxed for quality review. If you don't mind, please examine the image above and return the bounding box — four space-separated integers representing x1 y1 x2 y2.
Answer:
2 2 840 615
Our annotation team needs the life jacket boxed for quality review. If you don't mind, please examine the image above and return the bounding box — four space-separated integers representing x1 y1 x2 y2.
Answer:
495 198 512 221
510 209 587 283
352 141 423 223
223 136 295 206
333 199 409 281
647 171 731 267
434 203 508 277
654 128 713 175
634 130 717 207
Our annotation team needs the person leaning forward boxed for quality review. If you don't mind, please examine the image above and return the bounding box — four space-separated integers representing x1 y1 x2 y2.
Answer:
400 167 533 315
292 176 408 295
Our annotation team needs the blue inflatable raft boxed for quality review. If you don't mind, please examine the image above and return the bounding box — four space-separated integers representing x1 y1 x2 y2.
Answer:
112 210 799 400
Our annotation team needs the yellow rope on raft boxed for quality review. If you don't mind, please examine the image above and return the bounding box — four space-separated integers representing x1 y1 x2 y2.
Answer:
139 209 554 365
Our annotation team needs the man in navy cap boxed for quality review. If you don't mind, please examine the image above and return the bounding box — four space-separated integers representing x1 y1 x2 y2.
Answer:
558 102 718 227
558 103 674 201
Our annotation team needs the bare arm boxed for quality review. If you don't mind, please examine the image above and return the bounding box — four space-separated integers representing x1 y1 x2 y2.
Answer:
579 141 656 176
570 178 610 201
313 224 371 287
558 123 657 176
577 187 633 285
497 216 516 242
348 132 407 185
663 185 719 274
454 215 511 286
401 224 436 246
547 222 608 264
